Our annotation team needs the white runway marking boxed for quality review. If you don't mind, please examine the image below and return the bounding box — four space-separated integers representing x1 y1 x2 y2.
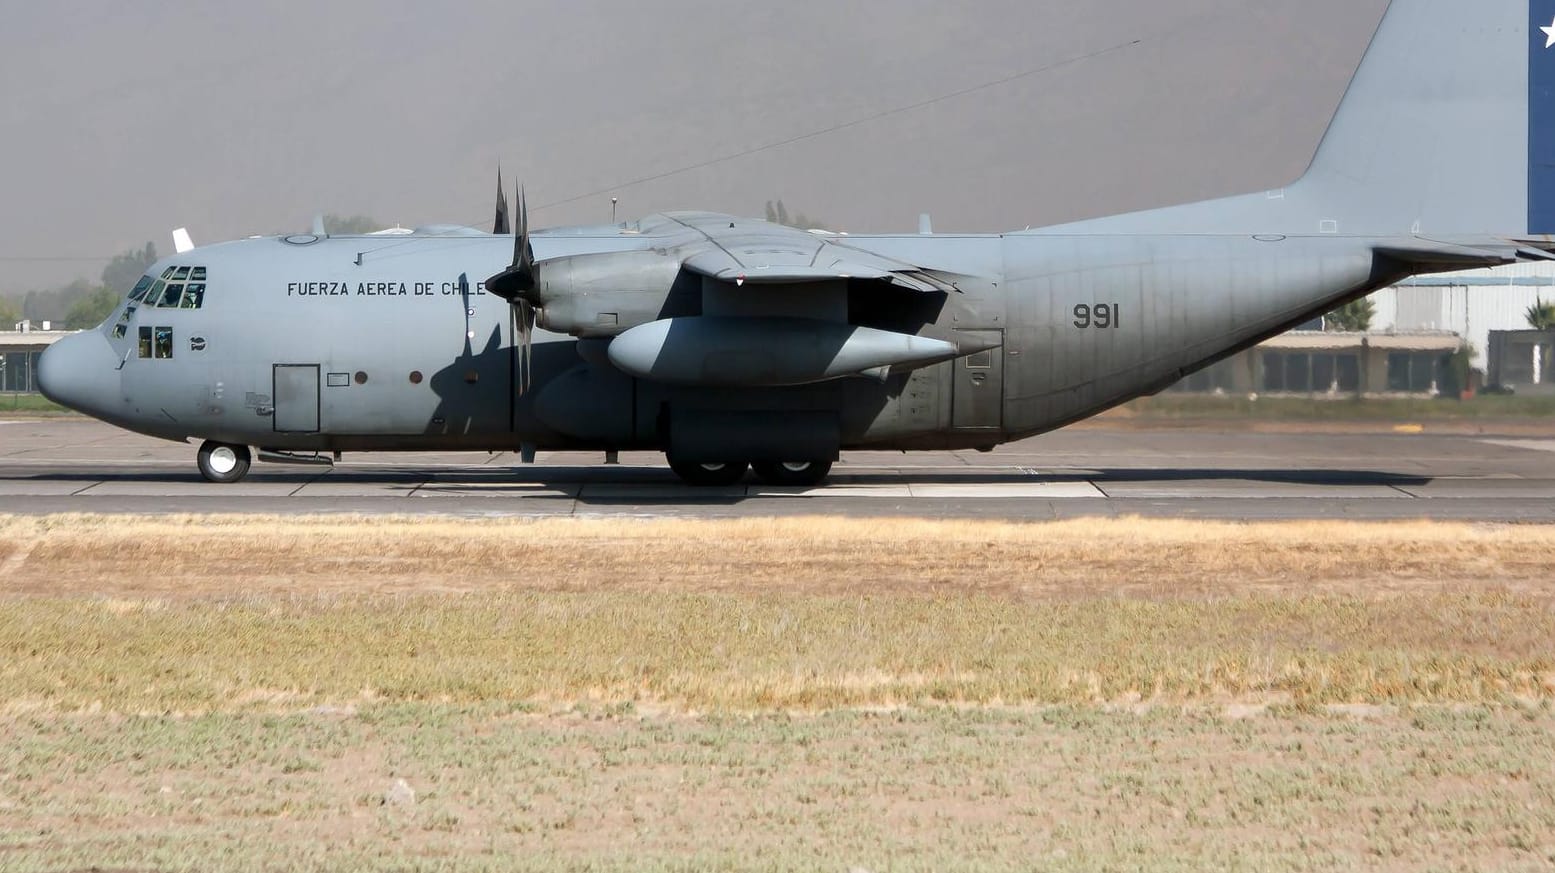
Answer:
1480 439 1555 454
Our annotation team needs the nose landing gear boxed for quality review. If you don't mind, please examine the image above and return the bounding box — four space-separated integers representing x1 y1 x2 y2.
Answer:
197 440 252 483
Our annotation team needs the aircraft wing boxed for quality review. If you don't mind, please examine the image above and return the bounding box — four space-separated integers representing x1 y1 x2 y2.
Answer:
663 212 961 293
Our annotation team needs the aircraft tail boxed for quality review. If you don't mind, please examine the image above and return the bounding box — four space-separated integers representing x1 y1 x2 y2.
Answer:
1292 0 1533 238
1033 0 1550 240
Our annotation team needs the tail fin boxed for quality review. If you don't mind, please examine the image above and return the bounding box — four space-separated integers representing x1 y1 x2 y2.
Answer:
1296 0 1530 238
1034 0 1542 239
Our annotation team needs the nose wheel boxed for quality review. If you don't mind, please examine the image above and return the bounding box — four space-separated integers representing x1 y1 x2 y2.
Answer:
197 440 252 483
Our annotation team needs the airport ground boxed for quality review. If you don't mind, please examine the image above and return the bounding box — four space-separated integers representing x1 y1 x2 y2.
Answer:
2 415 1553 870
2 416 1555 520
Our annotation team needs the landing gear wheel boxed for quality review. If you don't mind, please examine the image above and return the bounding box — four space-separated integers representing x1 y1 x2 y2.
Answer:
751 460 833 487
197 441 251 484
669 459 749 487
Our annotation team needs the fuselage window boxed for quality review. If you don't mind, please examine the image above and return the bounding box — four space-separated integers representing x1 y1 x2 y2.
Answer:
153 327 173 359
138 326 153 358
180 283 205 309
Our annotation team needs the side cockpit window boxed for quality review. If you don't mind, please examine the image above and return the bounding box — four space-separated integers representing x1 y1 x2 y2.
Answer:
140 266 208 309
127 275 154 302
138 325 174 359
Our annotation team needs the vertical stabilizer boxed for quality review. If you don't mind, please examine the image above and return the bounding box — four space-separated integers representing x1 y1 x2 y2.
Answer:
1031 0 1543 238
1297 0 1529 237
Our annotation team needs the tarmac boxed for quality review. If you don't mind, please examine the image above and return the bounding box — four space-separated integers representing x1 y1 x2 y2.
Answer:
1 417 1552 521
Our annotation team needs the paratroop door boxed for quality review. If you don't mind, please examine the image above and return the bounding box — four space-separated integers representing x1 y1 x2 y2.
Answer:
273 364 320 433
952 330 1003 430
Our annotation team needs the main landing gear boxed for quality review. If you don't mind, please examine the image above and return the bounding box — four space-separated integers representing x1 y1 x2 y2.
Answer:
668 458 833 487
196 440 251 484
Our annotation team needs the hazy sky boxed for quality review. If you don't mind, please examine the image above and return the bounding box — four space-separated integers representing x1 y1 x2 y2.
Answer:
0 0 1386 293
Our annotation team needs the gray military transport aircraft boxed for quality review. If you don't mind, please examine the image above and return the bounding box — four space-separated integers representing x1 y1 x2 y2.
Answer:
34 0 1555 486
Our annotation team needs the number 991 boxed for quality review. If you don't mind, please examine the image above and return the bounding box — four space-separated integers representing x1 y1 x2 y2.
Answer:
1074 303 1120 330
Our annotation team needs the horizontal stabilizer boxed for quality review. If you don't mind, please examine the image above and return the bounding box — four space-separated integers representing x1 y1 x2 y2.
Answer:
1376 235 1555 271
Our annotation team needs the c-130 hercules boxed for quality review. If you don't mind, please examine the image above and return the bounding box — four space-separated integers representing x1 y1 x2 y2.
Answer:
35 0 1555 486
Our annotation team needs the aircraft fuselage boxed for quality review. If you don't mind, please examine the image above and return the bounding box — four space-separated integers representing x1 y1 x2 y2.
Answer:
43 226 1391 461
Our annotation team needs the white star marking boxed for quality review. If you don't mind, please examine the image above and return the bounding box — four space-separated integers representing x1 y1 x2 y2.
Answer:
1542 16 1555 49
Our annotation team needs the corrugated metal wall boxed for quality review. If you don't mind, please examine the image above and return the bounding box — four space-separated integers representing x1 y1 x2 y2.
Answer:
1370 264 1555 367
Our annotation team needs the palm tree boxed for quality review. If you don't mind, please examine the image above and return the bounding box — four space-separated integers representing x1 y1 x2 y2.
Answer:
1527 298 1555 331
1324 298 1375 332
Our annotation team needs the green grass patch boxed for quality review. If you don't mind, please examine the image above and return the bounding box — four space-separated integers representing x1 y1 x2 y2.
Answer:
2 705 1553 871
0 393 70 415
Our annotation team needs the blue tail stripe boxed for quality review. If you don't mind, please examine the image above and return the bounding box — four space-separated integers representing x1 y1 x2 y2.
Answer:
1530 0 1555 234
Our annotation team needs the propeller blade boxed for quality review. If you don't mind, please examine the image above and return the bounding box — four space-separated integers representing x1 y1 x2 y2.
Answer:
516 184 532 280
493 170 510 235
485 181 540 395
458 272 474 353
487 182 539 304
518 300 534 396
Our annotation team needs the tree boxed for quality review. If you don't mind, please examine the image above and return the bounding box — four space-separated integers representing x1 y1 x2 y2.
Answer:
0 297 19 328
764 200 829 231
64 287 119 329
101 243 158 295
1324 298 1375 332
321 214 382 235
1526 298 1555 330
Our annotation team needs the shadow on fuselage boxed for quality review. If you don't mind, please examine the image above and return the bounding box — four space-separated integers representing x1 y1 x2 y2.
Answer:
419 322 579 443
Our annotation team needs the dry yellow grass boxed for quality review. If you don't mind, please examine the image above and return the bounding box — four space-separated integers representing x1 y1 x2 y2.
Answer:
1 515 1553 713
1 513 1552 600
4 515 1555 871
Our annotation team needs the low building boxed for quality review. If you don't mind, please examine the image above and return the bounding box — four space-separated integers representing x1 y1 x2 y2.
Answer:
1486 329 1555 395
1170 331 1464 397
0 330 71 394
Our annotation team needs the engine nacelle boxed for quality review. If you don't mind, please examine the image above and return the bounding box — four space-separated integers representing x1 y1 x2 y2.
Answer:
607 316 964 387
533 251 683 337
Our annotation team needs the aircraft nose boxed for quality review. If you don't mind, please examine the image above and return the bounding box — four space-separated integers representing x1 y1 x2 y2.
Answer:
38 330 120 416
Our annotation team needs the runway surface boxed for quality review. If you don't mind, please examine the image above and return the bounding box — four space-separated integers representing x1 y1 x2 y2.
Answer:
1 418 1553 520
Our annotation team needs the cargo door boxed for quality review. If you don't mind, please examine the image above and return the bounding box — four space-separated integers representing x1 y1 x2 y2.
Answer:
273 364 320 433
952 330 1003 431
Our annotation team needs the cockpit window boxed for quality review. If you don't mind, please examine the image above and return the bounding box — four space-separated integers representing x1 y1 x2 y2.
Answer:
127 275 154 302
139 266 210 309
